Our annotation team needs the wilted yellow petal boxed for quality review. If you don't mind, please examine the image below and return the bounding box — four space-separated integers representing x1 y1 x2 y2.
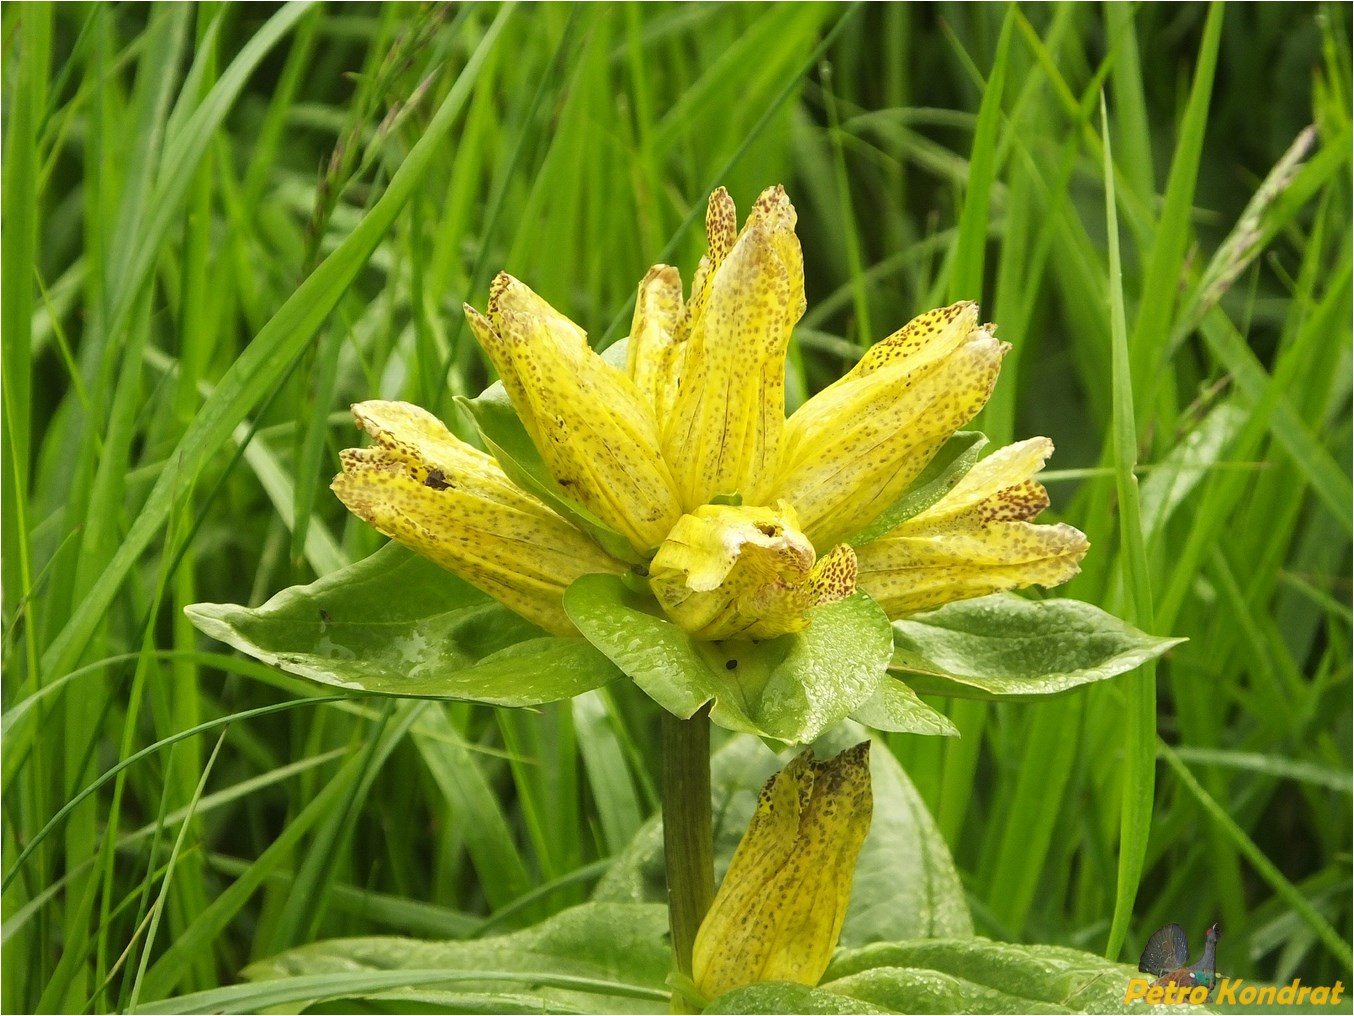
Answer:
662 187 805 509
855 438 1089 616
648 501 856 641
692 742 873 999
332 401 625 636
465 274 682 552
778 306 1007 549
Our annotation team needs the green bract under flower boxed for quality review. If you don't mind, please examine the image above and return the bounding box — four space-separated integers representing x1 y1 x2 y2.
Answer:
332 185 1089 721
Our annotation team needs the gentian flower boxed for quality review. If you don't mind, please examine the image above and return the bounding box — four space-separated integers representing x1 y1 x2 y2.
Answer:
332 186 1087 646
691 742 873 1000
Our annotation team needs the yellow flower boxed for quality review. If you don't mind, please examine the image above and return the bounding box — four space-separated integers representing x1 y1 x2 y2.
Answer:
691 742 872 999
332 185 1088 641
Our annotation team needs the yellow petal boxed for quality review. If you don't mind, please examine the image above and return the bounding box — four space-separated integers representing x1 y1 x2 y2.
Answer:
855 438 1089 616
625 265 687 421
847 301 979 381
808 543 858 606
855 524 1089 616
907 437 1056 528
465 274 682 552
662 186 805 508
746 184 806 324
778 306 1007 548
692 742 873 999
648 502 857 641
332 401 625 636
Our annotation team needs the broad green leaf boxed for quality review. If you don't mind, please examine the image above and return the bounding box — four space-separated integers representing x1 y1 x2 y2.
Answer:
850 432 988 547
227 902 671 1015
850 679 958 738
708 982 889 1014
889 594 1184 700
456 382 642 564
595 723 972 947
564 574 893 743
186 543 621 705
813 938 1211 1014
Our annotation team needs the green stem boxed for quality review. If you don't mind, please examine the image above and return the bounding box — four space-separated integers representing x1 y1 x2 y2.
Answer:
661 706 714 1010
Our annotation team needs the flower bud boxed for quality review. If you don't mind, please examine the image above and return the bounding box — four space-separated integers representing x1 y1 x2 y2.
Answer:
648 501 856 641
693 742 873 999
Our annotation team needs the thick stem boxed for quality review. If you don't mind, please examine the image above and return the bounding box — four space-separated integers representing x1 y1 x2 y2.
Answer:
661 706 714 1008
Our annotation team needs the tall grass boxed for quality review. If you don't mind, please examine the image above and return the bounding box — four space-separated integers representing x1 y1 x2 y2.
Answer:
3 3 1350 1011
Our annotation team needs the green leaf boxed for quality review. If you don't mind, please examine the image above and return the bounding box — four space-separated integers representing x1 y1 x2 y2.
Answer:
563 574 894 743
207 902 670 1016
813 937 1209 1015
186 543 621 705
850 432 988 547
707 982 890 1014
849 679 958 738
595 722 973 946
456 383 643 564
889 594 1184 701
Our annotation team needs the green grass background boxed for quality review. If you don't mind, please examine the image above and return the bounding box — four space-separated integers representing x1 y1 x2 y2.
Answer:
2 2 1350 1011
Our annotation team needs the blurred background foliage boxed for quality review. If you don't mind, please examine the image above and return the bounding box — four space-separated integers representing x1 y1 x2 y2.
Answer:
2 2 1350 1012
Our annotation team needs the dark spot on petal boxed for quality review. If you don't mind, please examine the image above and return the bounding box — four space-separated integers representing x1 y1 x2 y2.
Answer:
424 469 452 490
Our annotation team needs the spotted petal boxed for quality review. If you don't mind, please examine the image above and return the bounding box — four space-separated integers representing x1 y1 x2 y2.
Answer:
661 187 806 509
648 501 856 641
465 275 682 552
778 303 1007 549
855 438 1089 616
692 742 873 998
626 265 687 424
332 401 625 636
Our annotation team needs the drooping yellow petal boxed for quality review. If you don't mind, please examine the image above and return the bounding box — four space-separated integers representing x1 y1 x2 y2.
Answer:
661 187 806 509
777 304 1008 549
855 438 1089 616
692 742 873 999
331 401 625 636
465 274 682 552
647 501 856 641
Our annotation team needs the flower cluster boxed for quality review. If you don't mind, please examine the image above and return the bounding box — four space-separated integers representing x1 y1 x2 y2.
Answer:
333 186 1088 644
